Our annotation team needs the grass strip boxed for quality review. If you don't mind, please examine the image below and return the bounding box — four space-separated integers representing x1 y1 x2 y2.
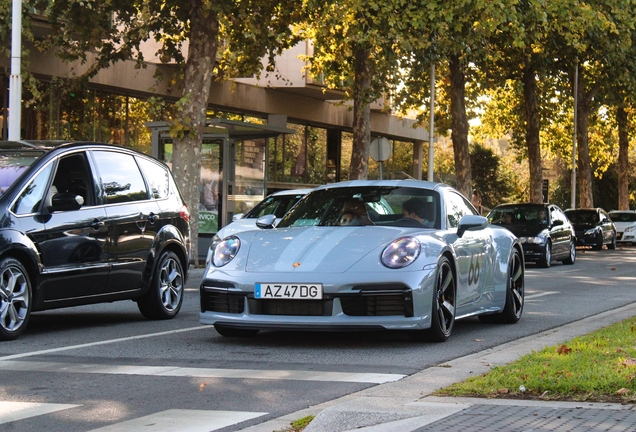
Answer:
435 317 636 403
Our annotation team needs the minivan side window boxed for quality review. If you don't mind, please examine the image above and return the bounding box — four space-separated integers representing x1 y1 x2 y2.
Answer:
13 164 53 215
92 151 148 204
136 156 169 199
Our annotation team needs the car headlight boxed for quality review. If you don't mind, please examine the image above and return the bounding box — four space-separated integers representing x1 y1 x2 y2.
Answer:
212 236 240 267
206 234 222 266
519 236 544 244
625 226 635 233
381 237 420 269
584 228 597 236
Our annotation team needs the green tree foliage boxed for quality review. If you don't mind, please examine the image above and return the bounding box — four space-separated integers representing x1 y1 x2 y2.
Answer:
470 143 513 211
28 0 306 261
302 0 432 180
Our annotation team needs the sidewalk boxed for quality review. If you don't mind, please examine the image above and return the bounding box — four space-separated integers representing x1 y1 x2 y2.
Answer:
239 302 636 432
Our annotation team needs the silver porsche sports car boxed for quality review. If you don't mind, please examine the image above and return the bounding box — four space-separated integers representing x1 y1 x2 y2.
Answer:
199 180 525 342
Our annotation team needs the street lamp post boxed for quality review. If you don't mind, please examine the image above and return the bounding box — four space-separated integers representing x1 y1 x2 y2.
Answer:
9 0 23 141
570 60 578 209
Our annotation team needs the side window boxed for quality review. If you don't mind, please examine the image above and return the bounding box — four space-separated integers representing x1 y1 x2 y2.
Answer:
92 151 148 204
51 153 95 207
446 192 476 228
13 164 53 215
136 156 170 199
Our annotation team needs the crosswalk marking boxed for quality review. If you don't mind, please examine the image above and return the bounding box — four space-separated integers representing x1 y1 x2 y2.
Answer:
0 360 405 384
0 401 80 424
89 409 267 432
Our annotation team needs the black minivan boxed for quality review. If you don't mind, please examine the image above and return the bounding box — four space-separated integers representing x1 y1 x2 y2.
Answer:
0 141 191 340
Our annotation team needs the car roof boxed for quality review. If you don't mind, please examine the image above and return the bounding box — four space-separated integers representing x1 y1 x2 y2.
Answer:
312 179 445 191
269 188 313 196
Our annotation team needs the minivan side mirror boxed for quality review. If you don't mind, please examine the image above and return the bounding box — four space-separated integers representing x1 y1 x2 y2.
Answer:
50 192 84 212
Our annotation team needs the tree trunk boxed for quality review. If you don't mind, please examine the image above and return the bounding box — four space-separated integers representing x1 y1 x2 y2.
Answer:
522 62 543 203
348 47 372 180
617 105 630 210
171 3 219 264
448 54 472 198
576 70 595 209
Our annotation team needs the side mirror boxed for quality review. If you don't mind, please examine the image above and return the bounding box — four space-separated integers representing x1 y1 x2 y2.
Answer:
50 192 84 212
232 213 244 221
256 214 276 229
457 215 489 237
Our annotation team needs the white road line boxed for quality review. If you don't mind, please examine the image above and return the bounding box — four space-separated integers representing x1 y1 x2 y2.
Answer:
0 325 209 361
525 291 558 300
89 409 267 432
0 401 80 424
0 360 405 384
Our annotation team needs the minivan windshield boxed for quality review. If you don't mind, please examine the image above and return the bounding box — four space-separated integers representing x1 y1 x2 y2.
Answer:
0 152 42 197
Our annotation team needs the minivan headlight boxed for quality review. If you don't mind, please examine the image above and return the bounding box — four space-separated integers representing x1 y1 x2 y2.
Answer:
212 236 240 267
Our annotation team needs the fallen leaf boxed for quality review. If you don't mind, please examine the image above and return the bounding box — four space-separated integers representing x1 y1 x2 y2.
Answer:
199 382 207 392
617 388 631 395
611 267 616 271
474 339 484 342
540 391 549 398
557 345 572 355
497 388 509 394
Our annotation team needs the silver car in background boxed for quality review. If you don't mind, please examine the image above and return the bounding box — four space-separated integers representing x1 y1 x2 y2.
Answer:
206 189 311 265
200 180 525 342
609 210 636 245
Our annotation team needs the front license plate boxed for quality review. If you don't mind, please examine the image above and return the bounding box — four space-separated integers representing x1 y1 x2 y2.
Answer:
255 283 323 300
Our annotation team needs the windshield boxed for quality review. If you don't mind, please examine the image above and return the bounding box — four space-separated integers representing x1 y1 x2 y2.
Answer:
245 192 306 219
0 152 42 197
488 205 548 226
609 211 636 223
276 186 440 229
565 210 598 223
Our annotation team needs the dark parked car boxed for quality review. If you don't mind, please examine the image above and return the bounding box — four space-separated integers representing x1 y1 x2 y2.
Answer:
488 203 576 268
0 140 191 341
564 208 616 250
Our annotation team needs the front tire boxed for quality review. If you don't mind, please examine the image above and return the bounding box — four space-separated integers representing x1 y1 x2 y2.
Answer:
0 258 32 341
538 241 551 268
608 232 616 250
592 232 603 250
479 248 524 324
409 256 456 342
138 251 184 320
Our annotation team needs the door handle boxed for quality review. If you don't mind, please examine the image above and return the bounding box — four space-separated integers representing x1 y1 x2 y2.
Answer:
91 219 105 230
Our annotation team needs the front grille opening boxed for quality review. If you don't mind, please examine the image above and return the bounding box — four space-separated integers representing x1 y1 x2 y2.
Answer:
200 287 245 313
249 299 332 316
340 293 411 317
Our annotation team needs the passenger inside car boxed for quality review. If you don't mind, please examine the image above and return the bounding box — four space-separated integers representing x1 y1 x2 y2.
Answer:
341 199 373 226
399 198 435 228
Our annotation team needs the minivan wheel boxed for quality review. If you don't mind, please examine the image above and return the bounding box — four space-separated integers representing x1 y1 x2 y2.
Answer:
138 251 184 320
0 258 32 341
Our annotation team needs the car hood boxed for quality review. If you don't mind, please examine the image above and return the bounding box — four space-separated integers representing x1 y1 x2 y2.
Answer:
502 224 547 237
570 222 597 230
242 226 420 273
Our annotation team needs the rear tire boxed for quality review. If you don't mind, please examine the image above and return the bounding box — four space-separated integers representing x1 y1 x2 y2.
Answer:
562 240 576 265
214 325 259 337
138 251 184 320
0 258 32 341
